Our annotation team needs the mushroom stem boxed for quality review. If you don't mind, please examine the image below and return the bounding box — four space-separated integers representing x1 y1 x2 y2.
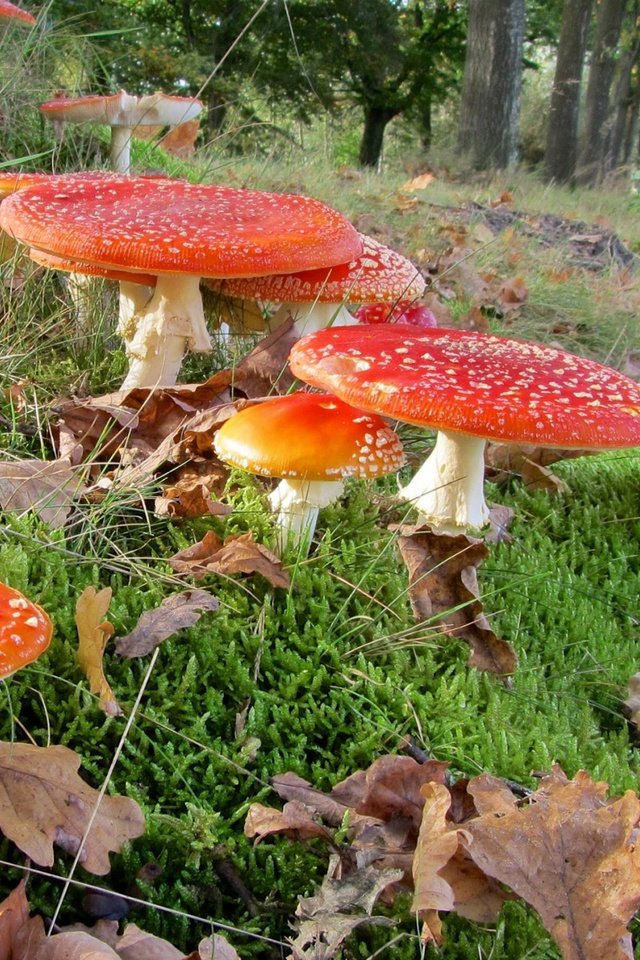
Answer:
118 278 155 331
268 477 344 554
118 272 212 389
110 126 132 174
398 429 489 534
271 301 358 336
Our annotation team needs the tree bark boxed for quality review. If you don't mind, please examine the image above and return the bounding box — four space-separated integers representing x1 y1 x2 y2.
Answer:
576 0 629 185
457 0 525 170
358 104 398 168
544 0 593 184
605 36 640 172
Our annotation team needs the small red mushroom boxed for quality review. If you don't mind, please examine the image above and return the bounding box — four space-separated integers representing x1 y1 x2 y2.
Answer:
0 582 52 680
214 392 405 553
354 300 438 327
0 1 36 25
289 325 640 533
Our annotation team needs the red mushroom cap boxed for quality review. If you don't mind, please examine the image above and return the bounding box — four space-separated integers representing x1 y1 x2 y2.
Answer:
289 325 640 449
0 582 52 679
0 177 362 278
354 300 438 327
0 0 35 24
207 234 425 303
28 247 157 287
214 392 405 480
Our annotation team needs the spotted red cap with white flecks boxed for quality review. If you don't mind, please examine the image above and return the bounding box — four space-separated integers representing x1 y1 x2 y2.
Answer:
207 234 425 303
29 246 157 287
0 177 363 279
40 90 203 127
0 582 52 679
0 0 36 24
214 392 405 481
354 300 438 326
289 325 640 449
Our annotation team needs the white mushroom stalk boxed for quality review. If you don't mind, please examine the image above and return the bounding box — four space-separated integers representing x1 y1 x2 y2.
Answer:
118 273 212 389
271 300 358 336
268 478 344 554
399 430 489 534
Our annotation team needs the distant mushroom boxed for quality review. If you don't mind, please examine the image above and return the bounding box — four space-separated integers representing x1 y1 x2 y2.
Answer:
0 1 36 25
354 300 438 327
0 581 52 680
214 392 405 553
289 325 640 534
39 91 204 174
0 175 362 388
206 234 425 336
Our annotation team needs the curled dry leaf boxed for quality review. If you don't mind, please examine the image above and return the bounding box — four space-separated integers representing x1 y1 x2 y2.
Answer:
75 586 122 717
394 527 517 675
244 800 336 846
0 880 29 960
157 119 200 158
497 275 528 312
115 589 219 659
463 768 640 960
484 442 594 493
168 531 291 590
154 479 231 520
0 741 145 873
231 317 299 397
0 458 85 528
195 934 242 960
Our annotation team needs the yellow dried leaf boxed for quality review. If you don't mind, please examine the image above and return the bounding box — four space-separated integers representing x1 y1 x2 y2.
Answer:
75 587 122 716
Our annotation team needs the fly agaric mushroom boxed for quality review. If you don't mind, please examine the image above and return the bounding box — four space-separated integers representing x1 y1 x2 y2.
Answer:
354 300 438 327
206 234 425 336
0 581 52 680
289 325 640 534
0 175 362 388
39 91 204 174
214 392 405 553
0 1 36 25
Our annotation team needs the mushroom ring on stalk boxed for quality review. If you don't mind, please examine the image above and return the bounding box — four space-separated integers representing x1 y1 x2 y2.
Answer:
214 393 405 554
289 325 640 534
0 582 52 679
0 175 363 389
205 233 425 336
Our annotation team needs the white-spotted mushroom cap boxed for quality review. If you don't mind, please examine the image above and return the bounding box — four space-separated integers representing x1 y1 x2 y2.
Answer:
0 176 363 278
39 90 203 128
0 582 52 679
214 392 405 481
206 234 425 304
354 300 438 327
289 325 640 449
28 246 157 287
0 0 35 24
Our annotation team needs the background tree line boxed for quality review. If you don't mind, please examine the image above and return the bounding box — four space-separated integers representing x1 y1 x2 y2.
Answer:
46 0 640 185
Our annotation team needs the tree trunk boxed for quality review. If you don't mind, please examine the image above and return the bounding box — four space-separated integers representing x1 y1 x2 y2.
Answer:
457 0 525 170
576 0 628 185
358 104 397 168
605 37 640 172
622 73 640 162
544 0 593 184
419 97 433 150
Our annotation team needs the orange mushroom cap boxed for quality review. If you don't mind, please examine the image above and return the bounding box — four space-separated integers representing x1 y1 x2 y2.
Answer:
29 247 157 287
0 582 52 679
0 176 362 278
39 90 203 128
214 393 405 481
0 0 36 24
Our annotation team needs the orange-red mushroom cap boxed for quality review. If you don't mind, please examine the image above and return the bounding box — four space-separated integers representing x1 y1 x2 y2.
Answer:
214 393 405 480
29 247 157 287
0 582 52 679
289 325 640 450
39 91 203 127
0 177 363 278
0 1 36 24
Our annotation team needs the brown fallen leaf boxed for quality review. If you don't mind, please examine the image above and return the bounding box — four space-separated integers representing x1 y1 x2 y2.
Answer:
0 458 85 528
399 171 435 192
157 119 200 159
195 935 242 960
114 922 185 959
0 741 145 873
497 275 528 312
0 880 29 960
289 868 400 960
75 586 122 717
154 478 231 519
14 915 121 958
244 800 336 846
484 503 515 544
394 527 517 675
232 317 299 397
484 442 593 493
168 531 291 590
115 589 219 659
463 768 640 960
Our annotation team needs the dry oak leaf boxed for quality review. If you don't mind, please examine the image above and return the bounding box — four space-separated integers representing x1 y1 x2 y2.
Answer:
394 527 517 675
497 275 528 312
244 800 336 846
0 879 29 960
484 442 593 493
168 530 291 590
195 935 241 960
463 768 640 960
231 316 299 397
0 458 85 528
154 479 231 520
115 589 219 659
157 119 200 158
0 741 145 873
12 915 120 959
75 586 122 717
624 671 640 731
